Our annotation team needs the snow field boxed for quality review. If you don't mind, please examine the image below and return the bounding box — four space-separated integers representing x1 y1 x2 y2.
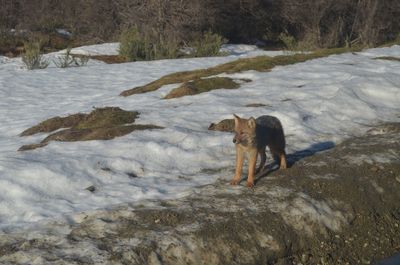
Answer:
0 43 399 231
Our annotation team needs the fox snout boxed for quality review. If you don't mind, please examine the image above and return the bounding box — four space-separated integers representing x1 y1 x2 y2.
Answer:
233 133 247 145
233 132 241 144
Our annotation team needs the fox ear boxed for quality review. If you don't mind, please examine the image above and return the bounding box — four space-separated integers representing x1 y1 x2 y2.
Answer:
233 114 240 124
248 117 256 129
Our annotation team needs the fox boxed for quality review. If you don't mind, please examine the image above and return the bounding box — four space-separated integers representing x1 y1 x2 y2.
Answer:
231 114 287 187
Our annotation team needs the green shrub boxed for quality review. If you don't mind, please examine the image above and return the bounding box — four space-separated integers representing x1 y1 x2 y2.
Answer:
118 26 145 61
279 32 298 52
21 41 49 70
192 30 227 57
118 26 179 61
54 47 89 68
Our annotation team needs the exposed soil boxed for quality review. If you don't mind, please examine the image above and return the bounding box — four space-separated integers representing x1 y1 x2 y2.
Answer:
20 113 89 136
374 57 400 62
245 103 269 108
1 123 399 265
208 118 235 132
119 47 360 97
81 54 127 64
19 107 162 151
164 77 243 99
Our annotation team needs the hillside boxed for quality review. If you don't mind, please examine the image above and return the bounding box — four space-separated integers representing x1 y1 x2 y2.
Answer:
0 43 399 264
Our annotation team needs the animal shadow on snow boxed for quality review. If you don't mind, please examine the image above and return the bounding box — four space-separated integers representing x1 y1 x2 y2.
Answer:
255 141 335 184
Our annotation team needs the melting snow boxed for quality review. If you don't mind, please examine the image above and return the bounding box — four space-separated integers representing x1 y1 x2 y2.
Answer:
0 44 399 231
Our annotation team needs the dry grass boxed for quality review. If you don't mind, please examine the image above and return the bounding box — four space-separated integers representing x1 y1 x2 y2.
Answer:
164 77 241 99
86 55 127 64
20 113 87 136
19 107 162 151
120 47 360 97
374 56 400 62
208 119 235 132
245 103 269 107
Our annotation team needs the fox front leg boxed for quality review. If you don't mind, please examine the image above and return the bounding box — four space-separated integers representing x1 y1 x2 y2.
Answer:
246 149 258 188
231 145 244 185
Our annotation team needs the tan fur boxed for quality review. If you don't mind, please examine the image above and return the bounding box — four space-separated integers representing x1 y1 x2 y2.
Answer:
231 114 287 187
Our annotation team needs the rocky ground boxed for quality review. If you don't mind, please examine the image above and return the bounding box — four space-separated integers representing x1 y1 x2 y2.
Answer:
1 123 399 265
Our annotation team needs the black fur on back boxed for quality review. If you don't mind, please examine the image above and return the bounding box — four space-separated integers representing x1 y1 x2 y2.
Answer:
255 115 285 152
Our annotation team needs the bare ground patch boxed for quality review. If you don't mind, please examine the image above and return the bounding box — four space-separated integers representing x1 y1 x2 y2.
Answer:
2 123 399 265
120 47 360 97
19 107 162 151
245 103 269 107
80 54 127 64
164 77 245 99
208 118 235 132
374 56 400 62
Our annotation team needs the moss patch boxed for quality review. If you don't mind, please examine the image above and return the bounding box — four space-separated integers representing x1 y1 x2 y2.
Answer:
164 77 240 99
19 107 162 151
120 47 360 97
208 119 235 132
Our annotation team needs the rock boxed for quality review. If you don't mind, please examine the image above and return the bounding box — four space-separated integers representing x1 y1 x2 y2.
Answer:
86 185 96 192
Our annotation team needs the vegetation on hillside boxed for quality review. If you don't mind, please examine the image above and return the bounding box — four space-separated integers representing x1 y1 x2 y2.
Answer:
120 46 361 96
1 0 399 56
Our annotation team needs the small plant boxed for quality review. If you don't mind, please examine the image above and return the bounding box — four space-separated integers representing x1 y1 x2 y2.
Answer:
192 30 227 57
118 26 146 61
279 32 298 52
54 47 89 68
21 41 49 70
118 26 179 61
76 54 89 66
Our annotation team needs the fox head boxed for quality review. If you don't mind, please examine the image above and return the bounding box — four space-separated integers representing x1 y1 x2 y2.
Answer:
232 114 256 146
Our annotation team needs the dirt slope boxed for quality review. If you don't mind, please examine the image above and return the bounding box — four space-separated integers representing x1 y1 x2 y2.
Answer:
0 123 399 265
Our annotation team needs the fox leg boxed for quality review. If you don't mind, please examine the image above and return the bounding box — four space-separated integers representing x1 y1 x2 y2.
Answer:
247 149 258 188
269 146 287 169
256 147 266 173
231 146 244 185
279 152 287 169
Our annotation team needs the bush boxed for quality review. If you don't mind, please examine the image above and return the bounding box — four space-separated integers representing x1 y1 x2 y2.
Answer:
118 26 145 61
192 30 227 57
53 47 89 68
278 32 298 51
118 26 179 61
21 40 49 70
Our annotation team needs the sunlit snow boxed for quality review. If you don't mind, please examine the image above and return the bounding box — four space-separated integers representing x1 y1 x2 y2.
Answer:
0 44 399 231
